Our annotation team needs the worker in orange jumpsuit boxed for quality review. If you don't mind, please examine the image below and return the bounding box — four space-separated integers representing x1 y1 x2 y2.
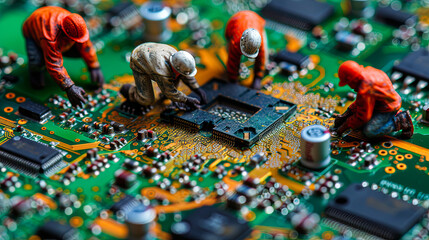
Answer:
333 61 413 139
23 6 104 108
225 11 267 89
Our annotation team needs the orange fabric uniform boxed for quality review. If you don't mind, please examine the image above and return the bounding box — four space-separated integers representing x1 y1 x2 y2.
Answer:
23 6 99 90
225 11 266 82
344 66 401 129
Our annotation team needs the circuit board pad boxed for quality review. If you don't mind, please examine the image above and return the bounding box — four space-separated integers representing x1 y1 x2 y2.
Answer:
0 0 428 239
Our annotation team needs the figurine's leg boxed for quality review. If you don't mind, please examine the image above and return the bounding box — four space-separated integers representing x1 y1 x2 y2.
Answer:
362 112 397 138
119 72 155 115
25 38 45 89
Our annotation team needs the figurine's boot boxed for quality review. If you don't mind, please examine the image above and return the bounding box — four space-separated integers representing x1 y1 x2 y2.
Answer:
394 111 414 139
119 84 153 115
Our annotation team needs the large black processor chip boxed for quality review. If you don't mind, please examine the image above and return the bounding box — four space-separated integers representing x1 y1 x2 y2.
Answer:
18 100 51 122
261 0 334 30
326 183 426 240
171 206 252 240
161 79 296 148
0 136 64 176
392 48 429 82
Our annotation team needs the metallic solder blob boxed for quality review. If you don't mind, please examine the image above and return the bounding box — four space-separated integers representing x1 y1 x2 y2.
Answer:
300 125 331 169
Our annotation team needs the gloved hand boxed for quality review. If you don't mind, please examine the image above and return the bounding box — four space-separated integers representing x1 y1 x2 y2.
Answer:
89 67 104 93
252 76 262 89
334 109 353 128
185 96 201 110
335 122 350 136
193 88 207 105
66 84 87 108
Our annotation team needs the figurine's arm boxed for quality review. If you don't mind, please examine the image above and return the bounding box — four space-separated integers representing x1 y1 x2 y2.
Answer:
41 40 74 90
226 43 241 82
181 76 207 104
75 40 100 69
156 76 188 103
344 93 375 129
253 36 266 80
181 76 199 91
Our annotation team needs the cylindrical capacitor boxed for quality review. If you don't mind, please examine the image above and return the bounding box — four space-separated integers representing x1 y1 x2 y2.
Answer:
140 2 172 42
126 204 156 240
300 125 331 169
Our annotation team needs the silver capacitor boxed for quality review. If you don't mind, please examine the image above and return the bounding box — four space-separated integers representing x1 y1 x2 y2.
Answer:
140 2 172 42
300 125 331 169
126 204 156 240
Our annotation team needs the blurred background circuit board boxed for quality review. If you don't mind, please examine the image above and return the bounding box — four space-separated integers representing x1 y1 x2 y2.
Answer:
0 0 429 239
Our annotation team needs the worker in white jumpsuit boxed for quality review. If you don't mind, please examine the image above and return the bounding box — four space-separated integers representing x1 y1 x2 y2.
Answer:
120 43 206 113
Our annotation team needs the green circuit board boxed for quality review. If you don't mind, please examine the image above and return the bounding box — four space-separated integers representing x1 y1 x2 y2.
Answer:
0 0 429 239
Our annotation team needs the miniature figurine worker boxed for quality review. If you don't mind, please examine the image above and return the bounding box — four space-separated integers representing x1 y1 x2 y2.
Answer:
120 43 207 112
225 11 268 89
333 61 414 139
23 6 104 108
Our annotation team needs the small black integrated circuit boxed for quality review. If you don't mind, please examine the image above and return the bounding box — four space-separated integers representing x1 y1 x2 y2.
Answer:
260 0 334 30
325 183 426 240
37 221 78 240
0 136 64 176
375 6 417 27
392 48 429 82
161 79 296 148
18 100 51 122
273 50 310 69
171 206 252 240
110 195 140 214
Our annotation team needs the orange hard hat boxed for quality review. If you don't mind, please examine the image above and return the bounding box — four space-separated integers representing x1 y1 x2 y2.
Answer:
61 13 89 43
338 60 363 87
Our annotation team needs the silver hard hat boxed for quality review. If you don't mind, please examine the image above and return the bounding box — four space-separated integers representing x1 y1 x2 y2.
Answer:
240 28 261 59
170 51 197 77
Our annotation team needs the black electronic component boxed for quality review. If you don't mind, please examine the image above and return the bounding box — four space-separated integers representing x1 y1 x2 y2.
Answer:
110 195 140 214
375 6 417 27
106 2 141 29
0 136 64 176
37 221 77 240
392 48 429 82
171 206 252 240
114 170 137 189
161 79 296 148
18 100 51 122
261 0 334 30
325 183 426 240
272 50 310 69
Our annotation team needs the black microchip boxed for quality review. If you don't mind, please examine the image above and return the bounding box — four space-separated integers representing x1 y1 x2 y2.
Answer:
37 221 78 240
110 195 140 214
326 183 426 240
18 100 51 122
392 48 429 82
261 0 334 30
273 50 310 69
171 206 252 240
0 136 63 176
161 79 296 148
375 6 417 27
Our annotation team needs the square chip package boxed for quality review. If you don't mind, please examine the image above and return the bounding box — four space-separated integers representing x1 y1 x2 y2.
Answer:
392 48 429 82
171 206 252 240
261 0 334 30
326 183 426 240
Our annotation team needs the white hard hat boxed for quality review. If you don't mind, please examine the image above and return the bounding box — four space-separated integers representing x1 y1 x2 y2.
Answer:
240 28 261 59
170 51 197 77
